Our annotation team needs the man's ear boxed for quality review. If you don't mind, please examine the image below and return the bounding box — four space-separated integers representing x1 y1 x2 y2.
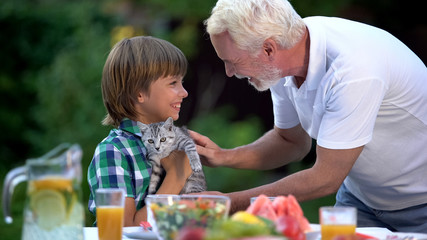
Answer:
263 38 277 59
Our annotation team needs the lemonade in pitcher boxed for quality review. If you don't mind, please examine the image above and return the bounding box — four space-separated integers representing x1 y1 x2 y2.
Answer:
2 143 84 240
22 176 84 240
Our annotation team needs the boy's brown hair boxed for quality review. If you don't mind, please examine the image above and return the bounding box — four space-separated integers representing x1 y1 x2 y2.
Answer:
101 36 188 127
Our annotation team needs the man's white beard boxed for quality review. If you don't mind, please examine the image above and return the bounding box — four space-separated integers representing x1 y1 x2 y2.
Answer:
235 64 282 92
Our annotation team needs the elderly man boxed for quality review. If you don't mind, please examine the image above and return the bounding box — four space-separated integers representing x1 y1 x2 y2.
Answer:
190 0 427 233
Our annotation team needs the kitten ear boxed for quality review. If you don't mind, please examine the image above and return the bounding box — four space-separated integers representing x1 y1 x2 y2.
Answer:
165 117 174 124
164 117 174 131
137 121 149 132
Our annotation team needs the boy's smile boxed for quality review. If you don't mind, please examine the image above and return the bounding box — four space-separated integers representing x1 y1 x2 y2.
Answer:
171 103 181 111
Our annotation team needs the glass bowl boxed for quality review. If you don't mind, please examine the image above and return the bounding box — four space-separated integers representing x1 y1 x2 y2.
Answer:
145 194 231 240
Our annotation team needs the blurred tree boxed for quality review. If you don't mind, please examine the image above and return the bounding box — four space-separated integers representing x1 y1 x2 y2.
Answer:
0 0 118 235
0 0 75 167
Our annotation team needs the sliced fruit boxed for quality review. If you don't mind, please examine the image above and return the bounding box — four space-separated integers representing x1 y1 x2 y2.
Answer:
275 215 305 240
247 194 311 232
247 195 278 221
247 195 270 214
286 195 311 232
231 211 266 226
66 194 84 225
272 196 288 217
286 195 304 217
30 189 67 230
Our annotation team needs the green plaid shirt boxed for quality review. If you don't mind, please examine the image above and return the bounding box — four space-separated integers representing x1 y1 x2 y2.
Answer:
87 118 151 217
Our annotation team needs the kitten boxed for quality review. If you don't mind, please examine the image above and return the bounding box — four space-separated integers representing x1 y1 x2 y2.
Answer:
138 117 207 194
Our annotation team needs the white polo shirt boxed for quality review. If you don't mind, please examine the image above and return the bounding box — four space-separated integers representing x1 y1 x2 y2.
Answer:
271 16 427 210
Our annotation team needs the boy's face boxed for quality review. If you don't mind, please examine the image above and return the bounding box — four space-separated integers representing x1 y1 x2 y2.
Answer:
137 75 188 124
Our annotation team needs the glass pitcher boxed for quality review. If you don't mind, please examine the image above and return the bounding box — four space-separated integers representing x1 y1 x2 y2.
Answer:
2 143 84 240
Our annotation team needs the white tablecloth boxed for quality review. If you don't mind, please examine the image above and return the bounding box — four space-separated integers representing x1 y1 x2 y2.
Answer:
84 227 156 240
308 224 427 240
84 227 101 239
84 227 135 239
84 225 427 240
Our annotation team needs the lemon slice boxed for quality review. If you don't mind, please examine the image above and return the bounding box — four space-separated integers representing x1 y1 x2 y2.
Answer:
66 193 84 225
30 189 67 230
231 211 266 226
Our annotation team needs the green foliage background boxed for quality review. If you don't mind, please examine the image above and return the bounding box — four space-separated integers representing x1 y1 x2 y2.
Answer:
1 0 425 239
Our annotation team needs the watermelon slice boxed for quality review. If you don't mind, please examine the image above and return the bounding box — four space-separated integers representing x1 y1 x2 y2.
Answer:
246 194 311 232
246 195 270 215
272 196 288 217
256 200 278 220
286 195 304 217
286 195 310 232
246 195 278 220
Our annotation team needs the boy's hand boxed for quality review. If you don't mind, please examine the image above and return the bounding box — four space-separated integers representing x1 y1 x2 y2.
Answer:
160 150 193 182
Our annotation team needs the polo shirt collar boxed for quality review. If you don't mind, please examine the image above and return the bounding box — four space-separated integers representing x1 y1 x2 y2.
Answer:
304 17 327 91
282 17 327 91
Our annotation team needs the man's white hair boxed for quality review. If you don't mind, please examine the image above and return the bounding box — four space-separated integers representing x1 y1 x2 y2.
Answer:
204 0 306 52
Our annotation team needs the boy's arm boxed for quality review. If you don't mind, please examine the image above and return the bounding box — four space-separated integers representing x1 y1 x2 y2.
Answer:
124 151 193 226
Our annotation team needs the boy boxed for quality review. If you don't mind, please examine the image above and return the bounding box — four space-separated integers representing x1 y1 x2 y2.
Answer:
87 36 193 226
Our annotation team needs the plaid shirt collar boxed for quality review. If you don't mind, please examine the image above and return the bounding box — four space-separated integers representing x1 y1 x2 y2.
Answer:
119 118 143 138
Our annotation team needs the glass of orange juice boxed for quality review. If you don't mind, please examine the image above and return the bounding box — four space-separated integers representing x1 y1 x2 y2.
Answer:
320 206 357 240
95 188 125 240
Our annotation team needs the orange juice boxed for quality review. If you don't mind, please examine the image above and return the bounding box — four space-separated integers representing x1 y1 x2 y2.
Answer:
321 224 356 240
97 206 124 240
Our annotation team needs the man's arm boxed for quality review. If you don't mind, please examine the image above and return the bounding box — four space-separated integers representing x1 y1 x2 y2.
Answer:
226 145 363 213
190 124 312 170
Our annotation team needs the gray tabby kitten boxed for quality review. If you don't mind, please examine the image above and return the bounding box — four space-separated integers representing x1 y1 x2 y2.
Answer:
138 117 207 194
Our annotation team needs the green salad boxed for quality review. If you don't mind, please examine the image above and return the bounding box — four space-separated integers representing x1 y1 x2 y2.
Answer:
150 198 228 240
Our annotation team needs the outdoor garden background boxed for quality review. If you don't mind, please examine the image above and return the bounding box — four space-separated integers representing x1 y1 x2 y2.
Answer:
1 0 426 239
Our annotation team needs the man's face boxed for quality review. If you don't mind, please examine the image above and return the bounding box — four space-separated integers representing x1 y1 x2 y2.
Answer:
210 32 282 91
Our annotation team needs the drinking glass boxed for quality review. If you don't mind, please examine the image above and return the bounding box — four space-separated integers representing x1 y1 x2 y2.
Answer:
320 206 357 240
250 196 276 203
96 188 125 240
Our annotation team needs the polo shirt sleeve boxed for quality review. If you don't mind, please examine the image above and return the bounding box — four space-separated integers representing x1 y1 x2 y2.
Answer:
270 79 301 129
317 77 386 149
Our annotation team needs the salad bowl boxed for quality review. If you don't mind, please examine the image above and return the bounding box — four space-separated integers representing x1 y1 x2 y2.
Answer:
145 194 230 240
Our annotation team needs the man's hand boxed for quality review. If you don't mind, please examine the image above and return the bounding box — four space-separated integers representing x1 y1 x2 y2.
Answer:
188 130 224 167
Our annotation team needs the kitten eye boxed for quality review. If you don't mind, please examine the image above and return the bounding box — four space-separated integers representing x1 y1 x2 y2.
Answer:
148 139 154 144
160 137 166 142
